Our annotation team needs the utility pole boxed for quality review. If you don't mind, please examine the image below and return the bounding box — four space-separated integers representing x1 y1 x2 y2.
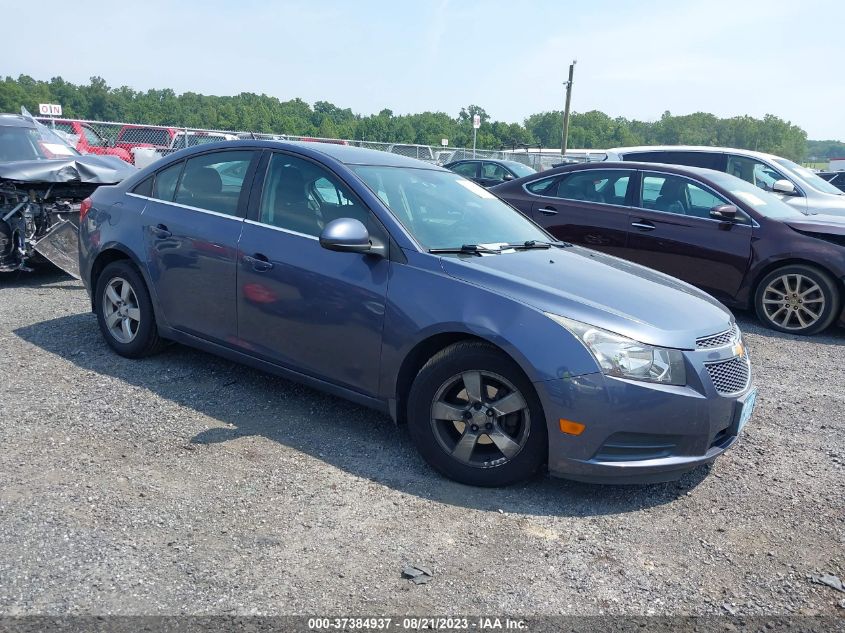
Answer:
561 60 577 158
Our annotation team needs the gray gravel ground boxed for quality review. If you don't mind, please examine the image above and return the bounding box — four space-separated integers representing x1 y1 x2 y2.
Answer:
0 268 842 616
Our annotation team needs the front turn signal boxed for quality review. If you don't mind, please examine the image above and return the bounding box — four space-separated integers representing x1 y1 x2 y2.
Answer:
559 419 586 436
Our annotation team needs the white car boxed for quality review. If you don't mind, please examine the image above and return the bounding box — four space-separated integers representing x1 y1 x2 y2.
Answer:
605 145 845 217
133 131 238 169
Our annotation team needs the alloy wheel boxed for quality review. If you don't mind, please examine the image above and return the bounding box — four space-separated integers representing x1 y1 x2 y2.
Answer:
761 273 826 331
430 370 531 468
102 277 141 344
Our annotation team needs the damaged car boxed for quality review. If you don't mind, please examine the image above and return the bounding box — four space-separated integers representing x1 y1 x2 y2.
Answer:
0 109 136 277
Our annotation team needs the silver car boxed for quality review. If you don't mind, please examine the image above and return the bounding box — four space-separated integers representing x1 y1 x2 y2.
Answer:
605 145 845 217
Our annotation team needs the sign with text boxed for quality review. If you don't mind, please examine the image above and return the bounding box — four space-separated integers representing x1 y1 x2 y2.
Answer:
472 115 481 129
38 103 63 116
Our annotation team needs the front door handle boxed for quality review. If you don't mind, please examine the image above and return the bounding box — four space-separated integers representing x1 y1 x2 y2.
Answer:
631 220 656 231
150 223 171 238
539 206 558 216
243 253 273 272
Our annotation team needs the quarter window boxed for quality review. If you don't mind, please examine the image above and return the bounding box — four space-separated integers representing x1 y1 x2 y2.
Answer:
173 150 255 216
152 161 183 201
132 176 154 197
554 170 633 205
259 153 369 237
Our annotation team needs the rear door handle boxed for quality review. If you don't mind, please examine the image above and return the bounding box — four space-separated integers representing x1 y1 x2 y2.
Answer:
539 206 558 216
243 253 273 272
631 220 656 231
150 223 171 238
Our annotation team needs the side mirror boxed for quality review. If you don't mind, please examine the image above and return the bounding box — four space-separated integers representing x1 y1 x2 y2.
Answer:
319 218 385 257
106 138 116 148
710 204 738 221
772 179 797 195
501 173 514 182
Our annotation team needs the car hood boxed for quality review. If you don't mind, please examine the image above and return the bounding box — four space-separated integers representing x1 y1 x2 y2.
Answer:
439 246 733 350
0 154 136 185
804 193 845 216
783 214 845 236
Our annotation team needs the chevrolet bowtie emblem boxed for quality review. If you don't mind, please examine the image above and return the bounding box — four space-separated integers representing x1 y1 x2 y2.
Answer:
733 342 745 357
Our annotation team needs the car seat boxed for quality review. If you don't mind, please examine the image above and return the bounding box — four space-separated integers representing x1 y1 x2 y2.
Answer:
268 166 323 235
654 178 688 214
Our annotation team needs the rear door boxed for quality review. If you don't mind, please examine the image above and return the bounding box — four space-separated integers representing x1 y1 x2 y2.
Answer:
139 149 259 342
625 170 753 302
528 168 634 256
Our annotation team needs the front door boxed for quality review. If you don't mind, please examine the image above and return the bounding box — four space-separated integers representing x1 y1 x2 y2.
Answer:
236 151 389 395
626 171 753 303
140 149 258 342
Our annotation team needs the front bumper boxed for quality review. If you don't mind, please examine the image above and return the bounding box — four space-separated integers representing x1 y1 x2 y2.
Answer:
536 344 754 484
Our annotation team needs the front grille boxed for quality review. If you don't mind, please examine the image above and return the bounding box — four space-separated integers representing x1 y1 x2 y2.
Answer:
705 355 751 395
697 325 738 349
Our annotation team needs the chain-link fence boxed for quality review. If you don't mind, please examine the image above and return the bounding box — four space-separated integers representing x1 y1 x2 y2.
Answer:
35 116 597 172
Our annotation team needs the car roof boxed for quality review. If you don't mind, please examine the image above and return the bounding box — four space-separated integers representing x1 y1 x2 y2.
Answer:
523 160 733 182
172 139 447 170
606 145 782 162
0 114 37 129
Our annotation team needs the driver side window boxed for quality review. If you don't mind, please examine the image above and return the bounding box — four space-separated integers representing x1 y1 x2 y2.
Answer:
726 155 787 192
259 153 369 237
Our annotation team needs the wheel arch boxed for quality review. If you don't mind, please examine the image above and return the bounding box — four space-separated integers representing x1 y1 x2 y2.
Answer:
392 332 537 426
88 246 165 328
749 257 843 302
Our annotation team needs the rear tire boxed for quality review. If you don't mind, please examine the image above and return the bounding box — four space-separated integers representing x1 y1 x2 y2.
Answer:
407 341 547 487
754 265 840 335
95 260 165 358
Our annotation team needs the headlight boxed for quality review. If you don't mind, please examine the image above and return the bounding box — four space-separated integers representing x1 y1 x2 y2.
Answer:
547 314 687 386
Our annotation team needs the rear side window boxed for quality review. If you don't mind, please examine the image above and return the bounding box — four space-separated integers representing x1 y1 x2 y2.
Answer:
174 150 255 216
132 176 154 197
526 176 557 195
152 161 184 201
554 170 633 205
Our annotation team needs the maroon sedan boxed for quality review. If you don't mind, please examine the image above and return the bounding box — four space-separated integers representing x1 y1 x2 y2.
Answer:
491 162 845 335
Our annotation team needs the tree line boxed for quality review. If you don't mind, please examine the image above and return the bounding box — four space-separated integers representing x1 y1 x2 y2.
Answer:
1 74 836 162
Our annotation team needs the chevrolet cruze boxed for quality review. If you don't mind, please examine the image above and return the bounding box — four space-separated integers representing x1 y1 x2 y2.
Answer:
79 141 756 486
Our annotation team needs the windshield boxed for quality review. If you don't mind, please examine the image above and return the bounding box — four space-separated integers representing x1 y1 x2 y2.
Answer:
707 171 804 219
774 158 844 196
505 162 536 178
0 124 79 162
351 166 550 249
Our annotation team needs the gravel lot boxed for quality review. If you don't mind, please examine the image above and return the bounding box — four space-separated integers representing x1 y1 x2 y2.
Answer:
0 267 842 617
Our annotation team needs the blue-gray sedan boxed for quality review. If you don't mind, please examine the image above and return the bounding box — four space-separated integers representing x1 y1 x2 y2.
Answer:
79 141 756 486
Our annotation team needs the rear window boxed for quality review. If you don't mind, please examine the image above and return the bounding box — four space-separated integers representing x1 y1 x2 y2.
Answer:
118 127 171 146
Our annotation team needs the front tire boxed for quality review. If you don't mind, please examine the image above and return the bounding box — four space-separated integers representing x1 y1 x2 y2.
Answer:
754 265 840 335
95 260 164 358
407 341 547 487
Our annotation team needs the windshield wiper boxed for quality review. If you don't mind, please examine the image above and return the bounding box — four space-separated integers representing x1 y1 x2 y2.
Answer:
429 244 502 255
502 240 553 250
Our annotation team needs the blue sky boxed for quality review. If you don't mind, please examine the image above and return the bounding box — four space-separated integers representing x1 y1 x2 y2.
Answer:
3 0 844 140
